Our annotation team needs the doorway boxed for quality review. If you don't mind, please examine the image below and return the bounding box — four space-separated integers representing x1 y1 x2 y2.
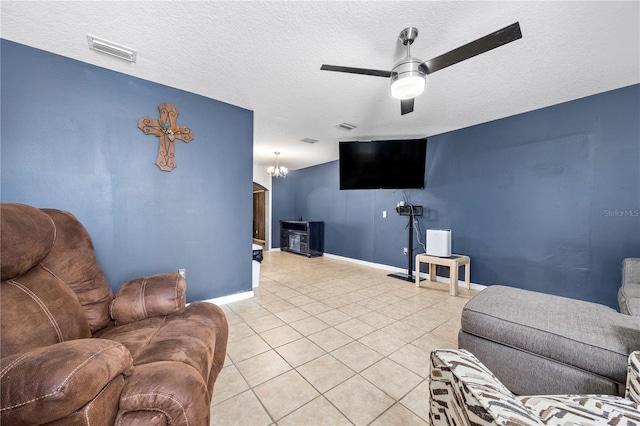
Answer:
253 182 267 246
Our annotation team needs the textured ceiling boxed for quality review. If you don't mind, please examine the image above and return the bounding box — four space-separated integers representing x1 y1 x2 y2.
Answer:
2 1 639 170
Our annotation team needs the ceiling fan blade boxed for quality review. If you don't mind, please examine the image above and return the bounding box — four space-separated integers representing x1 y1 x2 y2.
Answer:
321 64 392 78
420 22 522 75
401 98 414 115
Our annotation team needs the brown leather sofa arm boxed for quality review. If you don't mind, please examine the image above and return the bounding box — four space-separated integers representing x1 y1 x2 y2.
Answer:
110 272 186 325
116 362 211 425
0 339 133 425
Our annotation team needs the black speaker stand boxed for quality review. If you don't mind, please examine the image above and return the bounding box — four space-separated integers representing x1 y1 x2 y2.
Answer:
388 205 425 283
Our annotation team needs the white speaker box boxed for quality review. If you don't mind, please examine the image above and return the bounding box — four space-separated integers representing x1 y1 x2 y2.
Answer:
426 229 451 257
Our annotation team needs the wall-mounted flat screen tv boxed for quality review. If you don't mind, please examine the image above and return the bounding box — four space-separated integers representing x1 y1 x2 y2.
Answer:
339 138 427 190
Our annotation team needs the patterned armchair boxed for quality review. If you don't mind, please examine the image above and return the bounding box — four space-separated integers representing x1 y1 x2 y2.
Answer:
430 349 640 425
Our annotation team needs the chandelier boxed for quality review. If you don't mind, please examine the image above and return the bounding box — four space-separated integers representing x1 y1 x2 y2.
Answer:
267 151 288 178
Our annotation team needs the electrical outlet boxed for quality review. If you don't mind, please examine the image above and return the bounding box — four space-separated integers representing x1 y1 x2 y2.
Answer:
403 247 408 255
178 268 186 279
383 210 387 218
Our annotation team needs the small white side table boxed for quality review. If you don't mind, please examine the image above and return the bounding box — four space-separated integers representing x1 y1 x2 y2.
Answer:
415 254 470 296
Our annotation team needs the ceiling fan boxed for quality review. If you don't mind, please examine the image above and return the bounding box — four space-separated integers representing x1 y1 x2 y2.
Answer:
321 22 522 115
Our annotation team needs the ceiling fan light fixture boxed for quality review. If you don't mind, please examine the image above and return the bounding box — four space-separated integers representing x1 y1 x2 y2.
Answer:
391 75 425 100
390 57 426 100
321 22 521 114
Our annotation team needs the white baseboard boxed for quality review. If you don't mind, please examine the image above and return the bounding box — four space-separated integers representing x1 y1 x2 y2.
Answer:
201 290 254 306
322 252 400 272
324 252 485 291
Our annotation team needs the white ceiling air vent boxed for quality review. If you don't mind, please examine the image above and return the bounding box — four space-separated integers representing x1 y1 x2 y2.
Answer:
335 122 357 131
87 34 137 62
300 137 319 144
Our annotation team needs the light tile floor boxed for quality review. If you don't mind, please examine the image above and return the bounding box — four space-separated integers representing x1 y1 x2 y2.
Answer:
211 251 476 426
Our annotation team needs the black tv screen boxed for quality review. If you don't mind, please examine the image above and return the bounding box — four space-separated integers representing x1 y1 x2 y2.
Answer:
339 138 427 190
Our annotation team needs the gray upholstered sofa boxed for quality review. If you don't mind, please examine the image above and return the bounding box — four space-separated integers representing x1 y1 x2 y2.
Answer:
620 258 640 315
458 258 640 397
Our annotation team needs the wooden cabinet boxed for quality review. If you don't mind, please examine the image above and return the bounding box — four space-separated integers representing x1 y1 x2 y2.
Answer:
280 221 324 257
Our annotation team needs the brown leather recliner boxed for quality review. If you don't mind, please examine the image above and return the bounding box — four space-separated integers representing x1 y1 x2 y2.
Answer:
0 203 228 425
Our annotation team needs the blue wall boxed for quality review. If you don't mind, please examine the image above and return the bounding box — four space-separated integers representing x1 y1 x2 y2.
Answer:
1 40 254 302
273 84 640 309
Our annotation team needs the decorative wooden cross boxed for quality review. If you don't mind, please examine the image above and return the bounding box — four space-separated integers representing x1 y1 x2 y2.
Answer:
138 103 194 171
